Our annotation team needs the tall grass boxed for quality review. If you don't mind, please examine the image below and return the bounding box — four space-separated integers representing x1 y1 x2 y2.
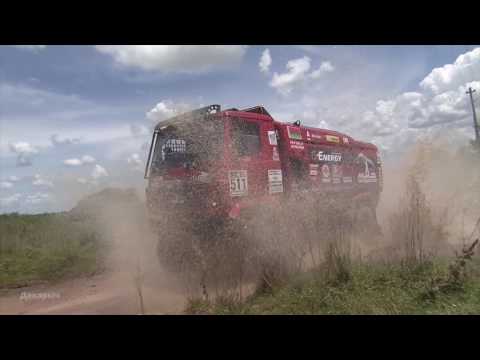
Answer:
387 143 450 266
0 212 105 288
184 141 480 314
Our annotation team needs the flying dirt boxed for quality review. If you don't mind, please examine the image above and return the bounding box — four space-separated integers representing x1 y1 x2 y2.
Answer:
143 104 386 298
143 105 480 302
1 105 479 315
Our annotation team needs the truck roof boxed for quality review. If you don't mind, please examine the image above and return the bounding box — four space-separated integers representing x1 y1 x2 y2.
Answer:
153 104 377 151
221 109 377 151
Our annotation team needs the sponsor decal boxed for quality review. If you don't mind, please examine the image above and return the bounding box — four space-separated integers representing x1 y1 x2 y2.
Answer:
325 135 340 143
306 130 311 141
356 153 378 183
343 137 349 144
321 164 331 183
332 164 342 184
272 146 280 161
268 169 283 194
229 170 248 197
316 151 342 162
311 133 322 139
342 176 353 183
287 126 303 140
309 163 319 176
268 130 278 145
289 140 304 150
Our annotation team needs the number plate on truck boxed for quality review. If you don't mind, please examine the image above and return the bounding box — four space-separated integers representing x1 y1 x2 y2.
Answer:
229 170 248 197
268 169 283 194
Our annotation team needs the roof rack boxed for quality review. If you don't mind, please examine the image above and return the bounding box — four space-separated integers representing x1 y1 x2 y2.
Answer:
154 104 221 130
241 105 272 117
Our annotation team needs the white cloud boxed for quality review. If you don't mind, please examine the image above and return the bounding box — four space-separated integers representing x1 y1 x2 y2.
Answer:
13 45 47 52
63 155 96 167
270 56 311 95
25 192 51 205
310 61 335 79
146 100 193 123
259 48 272 74
9 141 38 155
271 47 480 158
63 158 83 166
91 164 108 179
95 45 248 73
270 56 335 95
8 176 20 182
0 193 22 207
8 141 39 167
420 47 480 94
0 82 137 162
32 174 54 188
353 80 480 155
0 181 13 189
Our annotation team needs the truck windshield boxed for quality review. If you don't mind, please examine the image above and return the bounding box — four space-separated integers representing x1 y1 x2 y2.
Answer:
152 137 189 169
148 116 223 176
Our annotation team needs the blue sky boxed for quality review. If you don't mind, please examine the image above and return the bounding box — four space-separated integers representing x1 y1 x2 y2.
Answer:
1 45 479 213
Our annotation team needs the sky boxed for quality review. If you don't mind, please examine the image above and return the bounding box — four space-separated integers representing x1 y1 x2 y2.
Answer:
1 45 479 214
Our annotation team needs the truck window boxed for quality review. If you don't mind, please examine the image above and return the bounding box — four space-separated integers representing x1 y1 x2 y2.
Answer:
231 118 261 157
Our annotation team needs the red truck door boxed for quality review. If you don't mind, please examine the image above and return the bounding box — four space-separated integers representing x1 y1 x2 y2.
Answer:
225 116 283 211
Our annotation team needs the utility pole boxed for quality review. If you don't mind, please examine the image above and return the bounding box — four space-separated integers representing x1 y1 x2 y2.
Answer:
466 87 479 144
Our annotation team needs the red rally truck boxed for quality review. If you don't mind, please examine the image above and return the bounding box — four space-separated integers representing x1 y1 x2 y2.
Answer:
144 104 382 228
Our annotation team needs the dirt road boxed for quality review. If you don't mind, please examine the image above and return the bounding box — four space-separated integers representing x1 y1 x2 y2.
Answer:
0 269 186 315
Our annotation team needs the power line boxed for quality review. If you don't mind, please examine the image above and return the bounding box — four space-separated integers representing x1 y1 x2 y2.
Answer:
466 87 479 144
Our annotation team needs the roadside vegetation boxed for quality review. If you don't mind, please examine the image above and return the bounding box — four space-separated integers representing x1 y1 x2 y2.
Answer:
186 253 480 315
185 142 480 315
0 189 142 289
0 212 106 289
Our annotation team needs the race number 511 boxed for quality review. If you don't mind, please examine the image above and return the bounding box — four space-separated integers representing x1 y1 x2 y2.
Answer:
229 170 248 197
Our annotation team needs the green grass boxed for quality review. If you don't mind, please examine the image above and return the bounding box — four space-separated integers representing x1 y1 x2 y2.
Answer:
186 259 480 315
0 212 106 289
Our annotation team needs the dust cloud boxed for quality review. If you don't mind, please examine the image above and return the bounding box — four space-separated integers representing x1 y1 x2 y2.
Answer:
71 188 186 314
69 139 479 309
378 139 480 249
